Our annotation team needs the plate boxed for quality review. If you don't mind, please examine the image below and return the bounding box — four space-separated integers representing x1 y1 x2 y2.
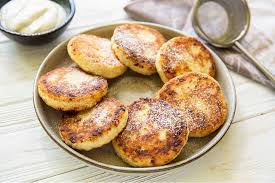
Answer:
33 21 236 174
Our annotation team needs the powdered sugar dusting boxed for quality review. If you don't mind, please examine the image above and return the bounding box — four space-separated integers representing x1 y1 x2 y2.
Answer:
112 24 165 64
126 98 190 134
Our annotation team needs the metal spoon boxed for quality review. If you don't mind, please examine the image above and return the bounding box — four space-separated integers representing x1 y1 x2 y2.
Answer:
191 0 275 83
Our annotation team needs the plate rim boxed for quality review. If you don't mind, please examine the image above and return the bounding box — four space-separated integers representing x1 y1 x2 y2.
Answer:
33 20 237 174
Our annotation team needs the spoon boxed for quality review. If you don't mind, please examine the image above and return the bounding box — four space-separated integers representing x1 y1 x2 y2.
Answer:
191 0 275 83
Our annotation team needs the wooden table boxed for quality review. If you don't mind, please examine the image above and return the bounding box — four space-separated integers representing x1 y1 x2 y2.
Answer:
0 0 274 182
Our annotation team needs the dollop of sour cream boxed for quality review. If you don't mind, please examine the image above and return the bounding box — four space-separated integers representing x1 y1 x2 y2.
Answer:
0 0 66 34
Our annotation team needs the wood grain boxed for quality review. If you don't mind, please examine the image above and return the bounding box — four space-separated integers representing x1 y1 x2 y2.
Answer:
1 111 274 182
155 112 275 182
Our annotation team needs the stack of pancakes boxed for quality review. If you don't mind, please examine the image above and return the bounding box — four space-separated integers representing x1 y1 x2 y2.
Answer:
38 24 227 167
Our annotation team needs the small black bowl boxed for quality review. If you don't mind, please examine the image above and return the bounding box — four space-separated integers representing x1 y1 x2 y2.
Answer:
0 0 75 45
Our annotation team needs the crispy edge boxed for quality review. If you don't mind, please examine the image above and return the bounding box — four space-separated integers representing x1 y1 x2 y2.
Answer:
156 37 216 82
67 34 127 79
59 99 128 150
37 67 108 111
111 24 166 75
112 98 189 166
156 72 228 137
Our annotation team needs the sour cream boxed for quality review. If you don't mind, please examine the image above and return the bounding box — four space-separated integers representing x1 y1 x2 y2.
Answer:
0 0 66 34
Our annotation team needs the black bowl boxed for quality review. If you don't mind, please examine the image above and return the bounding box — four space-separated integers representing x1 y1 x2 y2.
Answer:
0 0 75 45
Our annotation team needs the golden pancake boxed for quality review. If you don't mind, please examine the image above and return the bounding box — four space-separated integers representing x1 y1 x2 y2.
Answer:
157 72 227 137
112 98 190 167
68 34 127 79
156 36 215 82
38 65 108 111
111 24 166 75
59 97 128 151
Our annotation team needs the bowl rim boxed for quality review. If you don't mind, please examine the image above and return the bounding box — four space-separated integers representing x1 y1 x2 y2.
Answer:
33 21 237 174
0 0 75 37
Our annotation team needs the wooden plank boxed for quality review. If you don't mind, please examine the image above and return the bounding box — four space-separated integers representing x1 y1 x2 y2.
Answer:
0 123 86 182
153 111 275 182
5 112 270 182
1 111 274 182
0 100 36 129
231 73 275 122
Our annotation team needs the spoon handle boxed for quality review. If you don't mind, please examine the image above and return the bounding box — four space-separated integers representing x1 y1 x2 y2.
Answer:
234 41 275 83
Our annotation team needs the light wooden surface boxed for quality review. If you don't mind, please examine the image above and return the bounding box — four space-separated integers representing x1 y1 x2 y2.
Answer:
0 0 274 182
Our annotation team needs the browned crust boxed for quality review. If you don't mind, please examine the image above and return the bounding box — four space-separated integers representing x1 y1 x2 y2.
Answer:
113 98 190 166
158 36 216 81
59 98 127 144
67 34 123 66
157 72 227 137
38 65 108 102
112 24 166 69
